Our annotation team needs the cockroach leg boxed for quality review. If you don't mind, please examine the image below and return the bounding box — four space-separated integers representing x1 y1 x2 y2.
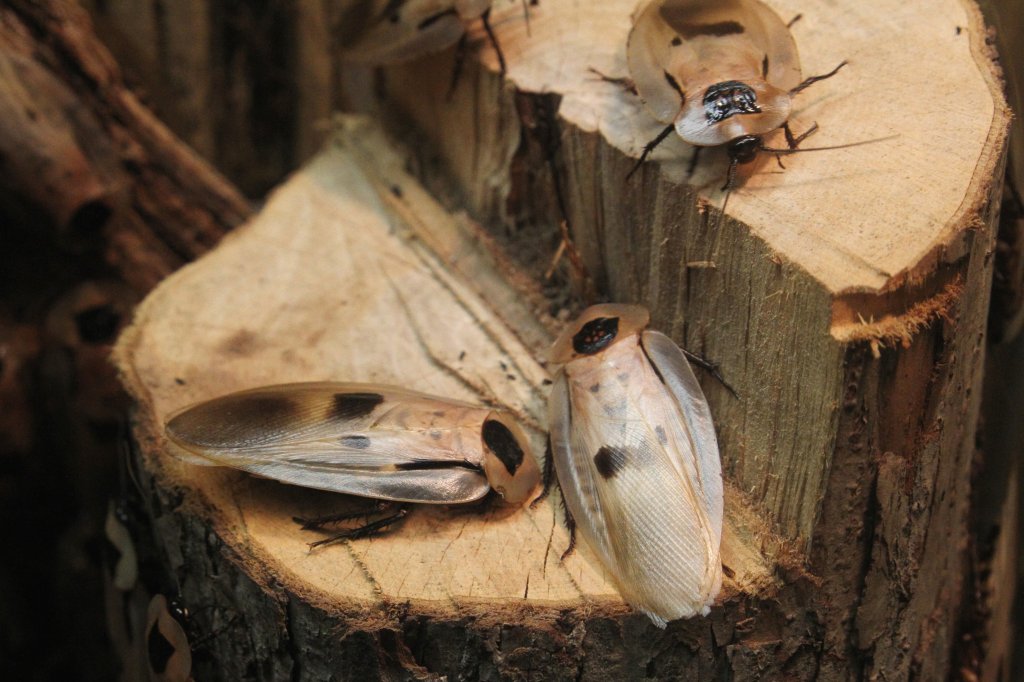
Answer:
559 503 577 562
530 439 556 508
480 7 507 76
627 124 675 180
686 146 702 178
294 500 395 530
447 32 470 99
587 67 638 96
306 506 410 550
790 60 848 96
783 120 819 149
681 349 739 398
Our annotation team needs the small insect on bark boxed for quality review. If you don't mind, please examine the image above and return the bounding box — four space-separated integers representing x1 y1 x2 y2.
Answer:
544 304 723 626
626 0 848 185
338 0 510 75
164 382 540 546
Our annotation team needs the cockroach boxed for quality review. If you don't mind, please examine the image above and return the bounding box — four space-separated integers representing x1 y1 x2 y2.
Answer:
542 303 723 626
338 0 515 75
625 0 851 186
145 594 194 682
164 382 541 546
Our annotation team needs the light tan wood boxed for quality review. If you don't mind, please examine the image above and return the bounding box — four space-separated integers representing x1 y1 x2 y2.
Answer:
114 117 776 623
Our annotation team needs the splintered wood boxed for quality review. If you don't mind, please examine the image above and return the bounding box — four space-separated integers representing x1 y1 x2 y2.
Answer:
114 118 774 621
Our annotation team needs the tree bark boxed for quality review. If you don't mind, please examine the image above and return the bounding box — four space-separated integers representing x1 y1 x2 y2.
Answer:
1 0 250 291
109 0 1013 680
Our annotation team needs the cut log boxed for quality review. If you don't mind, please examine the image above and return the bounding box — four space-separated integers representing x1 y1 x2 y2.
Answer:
115 118 787 680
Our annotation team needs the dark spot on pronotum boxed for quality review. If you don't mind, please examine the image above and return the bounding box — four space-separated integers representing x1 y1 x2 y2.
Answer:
542 378 553 386
147 622 176 674
341 435 371 449
703 80 760 123
676 21 745 39
572 317 619 355
418 7 457 30
390 184 403 197
482 419 524 475
174 377 186 386
671 36 682 46
593 445 628 480
589 383 600 394
75 304 121 344
655 425 668 444
331 392 384 420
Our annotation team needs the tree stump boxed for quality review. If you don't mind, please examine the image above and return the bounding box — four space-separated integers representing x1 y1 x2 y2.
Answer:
113 0 1011 679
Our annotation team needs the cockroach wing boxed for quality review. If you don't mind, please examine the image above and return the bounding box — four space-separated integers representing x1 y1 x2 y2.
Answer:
639 330 723 544
627 0 688 124
165 383 493 504
339 0 467 65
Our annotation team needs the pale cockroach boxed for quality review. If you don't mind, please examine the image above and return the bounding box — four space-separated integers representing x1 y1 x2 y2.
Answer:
145 594 194 682
164 382 541 546
338 0 515 74
542 303 723 627
625 0 850 185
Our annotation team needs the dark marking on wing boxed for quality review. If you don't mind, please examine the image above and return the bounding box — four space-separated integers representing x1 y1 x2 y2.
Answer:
340 435 371 449
572 317 619 355
429 430 443 440
663 71 685 103
589 383 601 394
331 392 385 420
675 21 745 39
433 410 446 417
762 54 769 78
147 624 176 674
418 7 458 30
671 35 682 46
482 419 524 474
655 425 668 444
232 394 300 421
396 460 481 472
593 445 629 480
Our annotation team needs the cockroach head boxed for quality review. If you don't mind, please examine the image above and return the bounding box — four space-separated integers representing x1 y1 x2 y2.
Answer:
550 304 651 364
479 411 539 505
726 135 762 165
